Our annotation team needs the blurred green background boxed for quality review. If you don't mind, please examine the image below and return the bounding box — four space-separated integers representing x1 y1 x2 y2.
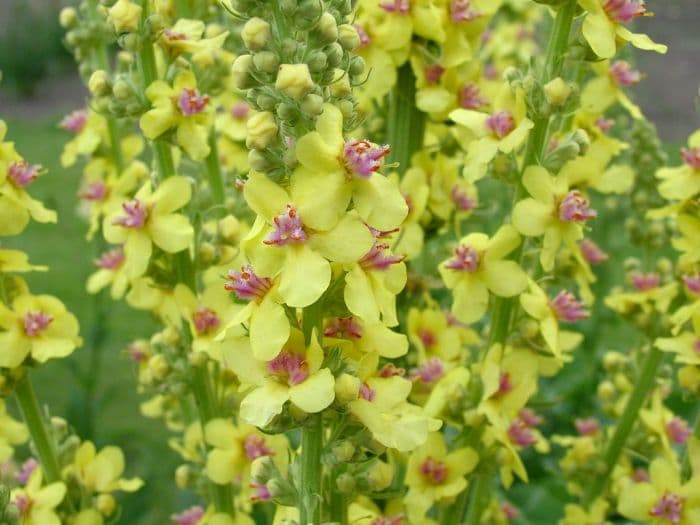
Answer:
0 1 698 524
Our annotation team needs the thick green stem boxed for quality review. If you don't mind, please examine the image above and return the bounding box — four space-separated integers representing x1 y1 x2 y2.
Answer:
464 474 491 525
205 133 226 212
386 63 425 174
329 471 347 525
299 416 323 525
582 347 664 506
439 477 471 525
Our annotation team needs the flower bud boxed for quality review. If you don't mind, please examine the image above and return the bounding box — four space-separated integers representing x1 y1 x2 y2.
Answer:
189 351 208 368
148 354 170 380
330 69 351 97
306 50 328 74
145 13 164 35
59 7 78 29
338 24 360 51
118 33 141 52
242 17 271 51
544 77 572 106
325 43 344 67
199 242 216 263
253 51 280 74
96 494 116 516
175 464 194 489
88 70 110 96
349 56 365 78
297 0 323 26
331 441 355 463
246 111 278 150
276 64 315 100
679 366 700 395
337 99 355 120
597 380 616 400
255 93 277 111
248 150 274 171
280 0 297 16
316 12 339 43
280 38 298 59
108 0 143 33
300 94 324 116
218 216 240 242
267 478 297 505
334 373 360 403
603 351 625 371
364 460 394 492
250 456 276 484
231 55 256 89
112 79 132 100
335 472 356 494
276 103 298 122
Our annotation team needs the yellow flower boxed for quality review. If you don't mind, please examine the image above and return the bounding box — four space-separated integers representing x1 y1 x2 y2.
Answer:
11 470 66 525
60 110 106 168
618 457 700 524
223 329 335 428
125 277 181 325
203 418 288 485
86 248 130 300
560 499 611 525
439 225 527 323
657 130 700 202
389 167 429 260
103 175 193 279
561 135 634 194
65 441 143 494
604 273 678 317
351 19 397 107
293 104 408 231
0 248 47 273
450 84 534 181
512 166 597 271
578 0 667 59
673 214 700 270
323 315 408 360
158 19 228 59
0 293 81 368
404 432 478 522
655 323 700 367
108 0 142 33
242 172 374 308
0 399 27 461
580 60 644 120
140 71 213 160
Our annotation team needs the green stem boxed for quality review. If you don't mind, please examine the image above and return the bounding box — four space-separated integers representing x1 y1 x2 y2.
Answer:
582 347 664 506
386 63 425 175
439 478 470 525
299 416 323 525
329 470 347 525
15 376 76 513
464 474 491 525
205 133 226 212
191 365 235 514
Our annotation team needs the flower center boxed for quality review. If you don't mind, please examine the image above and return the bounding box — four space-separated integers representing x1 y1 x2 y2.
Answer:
250 482 271 502
171 506 205 525
603 0 646 23
558 190 597 223
495 372 513 397
411 357 445 384
224 265 273 302
579 239 608 265
371 515 404 525
694 339 700 355
60 110 88 133
633 468 650 482
324 317 363 339
359 242 405 270
631 272 660 291
450 185 476 211
378 363 406 377
359 382 376 401
666 417 691 445
681 147 700 170
419 457 448 484
450 0 481 22
354 23 371 47
79 181 108 201
519 408 543 427
193 307 220 335
609 60 642 87
550 290 589 322
575 418 600 436
264 204 308 246
682 274 700 295
458 83 487 109
344 139 391 179
13 494 32 517
445 244 480 272
15 458 38 485
230 102 250 120
23 311 54 337
425 65 446 85
267 351 308 386
7 161 41 187
418 329 437 348
485 111 515 139
163 28 189 41
379 0 410 14
177 87 210 116
507 419 537 448
244 434 275 460
649 492 684 524
113 199 149 229
95 248 125 270
596 117 615 133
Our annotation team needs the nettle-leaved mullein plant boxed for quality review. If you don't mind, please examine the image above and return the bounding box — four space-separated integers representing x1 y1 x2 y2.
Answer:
2 0 700 523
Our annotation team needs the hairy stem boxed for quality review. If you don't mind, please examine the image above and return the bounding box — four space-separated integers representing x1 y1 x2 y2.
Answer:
299 415 323 525
386 63 425 174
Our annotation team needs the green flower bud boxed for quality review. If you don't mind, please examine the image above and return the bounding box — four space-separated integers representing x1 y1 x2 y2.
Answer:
335 473 356 494
280 38 298 59
248 150 274 171
334 373 360 403
338 24 360 51
88 70 110 96
276 102 298 122
267 478 297 506
296 0 323 27
231 54 256 89
118 32 141 52
253 51 280 74
544 77 572 106
199 242 216 264
218 216 240 242
603 351 625 371
59 7 79 29
325 42 344 67
330 69 351 97
148 354 170 380
337 99 354 120
175 465 194 489
145 13 164 35
250 456 276 484
276 64 315 100
316 12 339 43
96 494 116 516
300 94 324 116
255 93 277 111
348 55 365 78
331 441 355 464
241 17 271 51
280 0 297 16
188 351 208 368
364 460 394 492
112 79 132 100
246 111 278 150
597 381 616 401
306 50 328 74
108 0 143 33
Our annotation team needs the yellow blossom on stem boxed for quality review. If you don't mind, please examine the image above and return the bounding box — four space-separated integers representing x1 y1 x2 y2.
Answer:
158 19 228 59
0 293 81 368
0 249 47 273
0 398 28 461
103 175 193 279
10 470 66 525
108 0 142 33
439 224 527 323
656 130 700 202
65 441 143 495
